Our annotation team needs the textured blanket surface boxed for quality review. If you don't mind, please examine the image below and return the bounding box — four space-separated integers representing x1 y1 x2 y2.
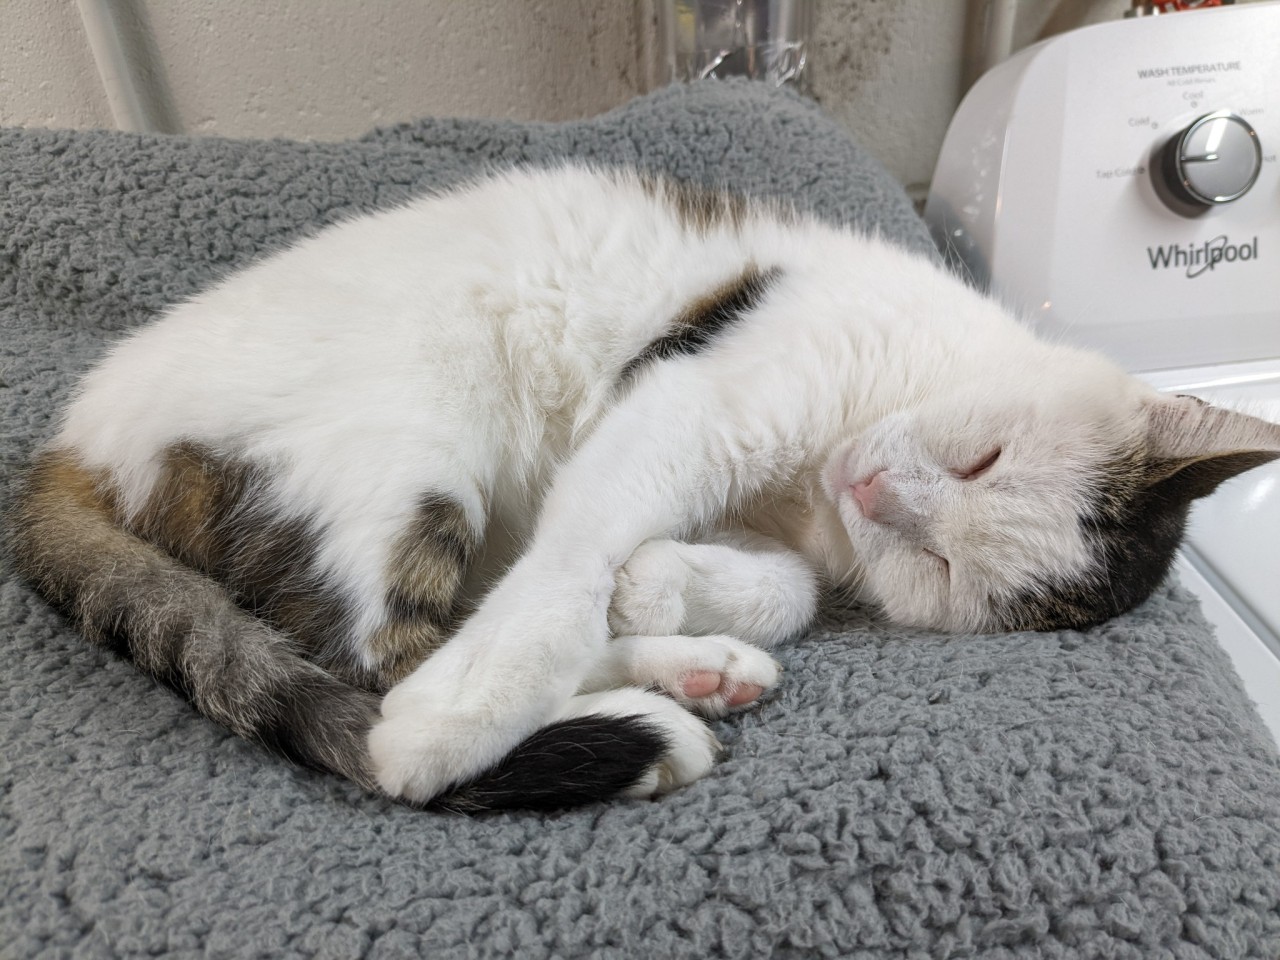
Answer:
3 81 1279 959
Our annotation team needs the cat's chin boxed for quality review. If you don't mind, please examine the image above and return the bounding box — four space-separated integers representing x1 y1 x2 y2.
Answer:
843 518 889 574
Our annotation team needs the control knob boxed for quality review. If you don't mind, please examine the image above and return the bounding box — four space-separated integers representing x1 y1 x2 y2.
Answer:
1156 111 1262 213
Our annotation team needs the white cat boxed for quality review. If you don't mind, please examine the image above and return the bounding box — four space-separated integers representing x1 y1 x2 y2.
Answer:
13 165 1279 810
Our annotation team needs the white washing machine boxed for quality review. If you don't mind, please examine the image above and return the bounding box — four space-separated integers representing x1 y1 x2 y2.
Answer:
925 1 1280 741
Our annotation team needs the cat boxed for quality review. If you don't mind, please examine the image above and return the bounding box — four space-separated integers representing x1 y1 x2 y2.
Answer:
11 165 1280 812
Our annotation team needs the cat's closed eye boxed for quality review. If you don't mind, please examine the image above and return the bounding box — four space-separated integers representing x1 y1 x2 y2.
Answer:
952 447 1001 481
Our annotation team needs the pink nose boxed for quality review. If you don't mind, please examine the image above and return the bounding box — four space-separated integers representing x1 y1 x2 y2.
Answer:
851 470 885 521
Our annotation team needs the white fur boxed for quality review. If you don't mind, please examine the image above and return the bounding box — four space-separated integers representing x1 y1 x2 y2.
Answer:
53 165 1278 804
582 633 781 718
608 536 818 647
819 354 1154 630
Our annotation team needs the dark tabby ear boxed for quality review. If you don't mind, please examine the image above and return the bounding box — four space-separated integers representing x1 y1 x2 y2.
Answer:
1142 395 1280 501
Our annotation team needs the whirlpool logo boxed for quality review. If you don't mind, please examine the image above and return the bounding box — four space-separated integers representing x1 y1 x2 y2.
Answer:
1146 235 1259 278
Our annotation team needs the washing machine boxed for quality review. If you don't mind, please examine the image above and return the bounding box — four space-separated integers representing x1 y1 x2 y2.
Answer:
924 1 1280 740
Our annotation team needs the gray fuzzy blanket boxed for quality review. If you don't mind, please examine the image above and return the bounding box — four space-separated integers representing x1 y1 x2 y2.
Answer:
3 82 1279 959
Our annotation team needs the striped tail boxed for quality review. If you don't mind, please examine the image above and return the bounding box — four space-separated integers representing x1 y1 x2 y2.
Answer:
9 450 382 791
10 450 675 810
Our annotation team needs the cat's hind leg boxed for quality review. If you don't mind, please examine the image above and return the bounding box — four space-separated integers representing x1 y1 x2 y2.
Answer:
583 634 781 718
356 494 481 691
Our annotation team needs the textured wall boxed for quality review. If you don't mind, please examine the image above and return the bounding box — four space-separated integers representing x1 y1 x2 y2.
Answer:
0 1 115 130
810 1 968 196
0 1 1135 192
0 1 654 137
141 1 653 136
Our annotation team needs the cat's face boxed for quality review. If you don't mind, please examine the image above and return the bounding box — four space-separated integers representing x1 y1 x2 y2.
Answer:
822 357 1280 633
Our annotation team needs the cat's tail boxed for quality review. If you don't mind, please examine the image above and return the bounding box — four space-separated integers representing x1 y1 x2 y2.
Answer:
12 450 700 811
431 712 677 813
9 450 383 792
426 686 720 813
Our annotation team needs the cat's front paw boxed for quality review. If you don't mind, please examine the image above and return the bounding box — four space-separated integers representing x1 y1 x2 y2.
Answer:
367 696 508 803
609 538 819 649
368 655 560 803
609 540 689 637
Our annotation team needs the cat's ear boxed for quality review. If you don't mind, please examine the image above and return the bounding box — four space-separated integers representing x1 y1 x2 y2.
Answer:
1141 394 1280 500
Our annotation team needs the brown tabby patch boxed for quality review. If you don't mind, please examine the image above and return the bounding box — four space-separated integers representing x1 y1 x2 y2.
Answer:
130 442 357 682
620 264 781 383
367 494 478 689
10 451 119 612
10 449 381 789
638 173 750 233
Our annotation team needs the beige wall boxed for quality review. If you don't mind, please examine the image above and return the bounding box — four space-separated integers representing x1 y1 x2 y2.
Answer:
809 1 968 195
1 1 657 135
2 1 116 129
2 1 1132 196
142 1 656 135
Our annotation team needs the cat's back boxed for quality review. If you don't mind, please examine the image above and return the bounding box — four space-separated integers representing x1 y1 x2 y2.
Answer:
54 166 770 495
71 163 745 376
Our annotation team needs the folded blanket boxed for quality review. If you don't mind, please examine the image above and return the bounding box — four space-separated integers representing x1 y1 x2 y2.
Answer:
3 80 1278 959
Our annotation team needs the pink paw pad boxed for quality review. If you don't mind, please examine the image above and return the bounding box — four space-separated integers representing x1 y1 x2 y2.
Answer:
681 671 722 699
680 671 764 706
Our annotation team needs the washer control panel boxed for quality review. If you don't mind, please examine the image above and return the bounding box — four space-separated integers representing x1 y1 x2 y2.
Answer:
925 1 1280 372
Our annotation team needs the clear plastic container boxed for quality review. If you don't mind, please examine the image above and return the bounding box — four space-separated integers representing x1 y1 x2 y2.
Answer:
658 0 814 92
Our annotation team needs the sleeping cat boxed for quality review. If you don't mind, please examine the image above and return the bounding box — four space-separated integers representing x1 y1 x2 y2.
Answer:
12 165 1280 811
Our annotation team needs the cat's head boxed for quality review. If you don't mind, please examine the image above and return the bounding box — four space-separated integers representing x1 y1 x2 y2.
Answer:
823 353 1280 633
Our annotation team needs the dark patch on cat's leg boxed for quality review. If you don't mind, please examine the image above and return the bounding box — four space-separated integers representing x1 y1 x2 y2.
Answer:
130 441 250 572
134 445 480 690
131 442 357 681
619 265 782 384
366 493 480 689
